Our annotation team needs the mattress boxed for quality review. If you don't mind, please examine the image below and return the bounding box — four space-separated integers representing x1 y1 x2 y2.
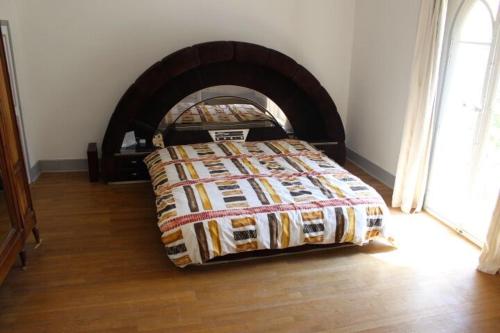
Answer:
144 139 390 267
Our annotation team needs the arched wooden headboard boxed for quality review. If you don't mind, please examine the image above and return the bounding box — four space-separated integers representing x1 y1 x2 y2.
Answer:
102 41 346 181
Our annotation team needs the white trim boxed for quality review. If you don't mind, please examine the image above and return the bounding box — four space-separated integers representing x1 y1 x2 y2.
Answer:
425 0 500 244
425 206 483 247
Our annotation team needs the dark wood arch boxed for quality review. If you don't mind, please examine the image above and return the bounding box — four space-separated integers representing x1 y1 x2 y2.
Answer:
102 41 346 181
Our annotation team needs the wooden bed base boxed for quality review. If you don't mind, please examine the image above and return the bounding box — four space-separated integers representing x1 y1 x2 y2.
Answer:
203 243 357 266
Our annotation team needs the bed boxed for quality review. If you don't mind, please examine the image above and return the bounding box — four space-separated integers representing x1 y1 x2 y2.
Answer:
101 41 391 265
145 139 389 267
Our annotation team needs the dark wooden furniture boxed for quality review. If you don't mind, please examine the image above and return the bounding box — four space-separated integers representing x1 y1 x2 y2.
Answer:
310 142 346 165
87 142 99 182
0 34 40 284
102 41 346 182
109 147 150 182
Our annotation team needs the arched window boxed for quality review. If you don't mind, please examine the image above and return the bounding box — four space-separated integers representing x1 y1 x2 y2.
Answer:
439 0 494 127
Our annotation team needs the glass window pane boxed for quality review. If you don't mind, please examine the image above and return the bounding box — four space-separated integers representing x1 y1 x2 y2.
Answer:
449 42 492 107
456 1 493 43
485 0 500 18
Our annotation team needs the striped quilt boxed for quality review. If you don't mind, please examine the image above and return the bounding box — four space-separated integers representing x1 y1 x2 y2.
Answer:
144 140 389 267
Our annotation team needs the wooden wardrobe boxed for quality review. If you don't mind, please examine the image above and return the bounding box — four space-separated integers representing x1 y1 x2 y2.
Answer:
0 27 40 284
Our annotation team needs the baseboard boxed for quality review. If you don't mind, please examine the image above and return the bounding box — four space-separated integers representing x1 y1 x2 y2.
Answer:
39 159 88 172
30 159 87 182
29 160 41 183
28 152 394 189
346 148 395 189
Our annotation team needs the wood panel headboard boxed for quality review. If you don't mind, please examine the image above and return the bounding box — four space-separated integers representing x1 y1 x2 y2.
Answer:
101 41 346 182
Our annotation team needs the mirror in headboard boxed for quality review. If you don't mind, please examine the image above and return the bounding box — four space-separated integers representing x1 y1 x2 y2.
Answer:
102 41 346 182
156 85 293 146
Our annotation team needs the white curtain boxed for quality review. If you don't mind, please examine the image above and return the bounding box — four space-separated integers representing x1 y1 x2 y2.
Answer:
478 193 500 275
392 0 448 213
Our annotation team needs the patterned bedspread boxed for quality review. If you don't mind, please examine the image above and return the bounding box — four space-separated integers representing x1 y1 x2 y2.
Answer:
144 140 389 267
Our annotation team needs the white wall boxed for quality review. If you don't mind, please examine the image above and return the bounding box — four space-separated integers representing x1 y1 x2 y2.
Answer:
0 1 17 31
4 0 355 166
347 0 421 175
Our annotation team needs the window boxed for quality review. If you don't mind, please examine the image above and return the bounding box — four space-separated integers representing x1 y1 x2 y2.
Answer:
425 0 500 245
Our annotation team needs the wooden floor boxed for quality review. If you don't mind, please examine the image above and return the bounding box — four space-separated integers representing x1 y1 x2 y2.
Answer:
0 162 498 332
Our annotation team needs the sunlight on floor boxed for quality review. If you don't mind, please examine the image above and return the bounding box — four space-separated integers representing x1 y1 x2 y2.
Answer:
368 208 481 273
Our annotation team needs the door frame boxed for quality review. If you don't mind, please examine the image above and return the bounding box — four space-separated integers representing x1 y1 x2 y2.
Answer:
425 0 500 246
